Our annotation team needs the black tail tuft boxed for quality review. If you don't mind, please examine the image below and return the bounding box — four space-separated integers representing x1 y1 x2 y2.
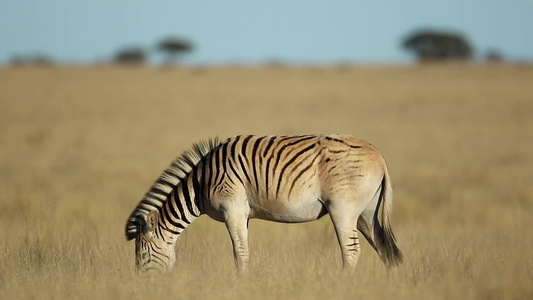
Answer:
380 226 403 267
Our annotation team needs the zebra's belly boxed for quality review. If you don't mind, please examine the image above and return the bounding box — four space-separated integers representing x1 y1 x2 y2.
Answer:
249 196 328 223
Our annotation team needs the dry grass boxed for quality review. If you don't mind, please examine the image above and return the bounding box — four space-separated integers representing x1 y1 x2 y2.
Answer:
1 64 532 299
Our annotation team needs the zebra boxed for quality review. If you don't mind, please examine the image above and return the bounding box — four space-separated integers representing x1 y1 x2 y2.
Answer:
125 134 402 273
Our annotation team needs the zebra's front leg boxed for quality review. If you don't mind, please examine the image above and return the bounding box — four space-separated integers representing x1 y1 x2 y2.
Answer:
224 214 250 273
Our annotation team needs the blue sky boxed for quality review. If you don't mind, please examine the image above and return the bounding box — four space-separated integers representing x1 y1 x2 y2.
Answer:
1 0 532 65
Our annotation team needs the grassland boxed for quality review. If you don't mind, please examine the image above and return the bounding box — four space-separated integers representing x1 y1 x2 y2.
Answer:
0 64 532 299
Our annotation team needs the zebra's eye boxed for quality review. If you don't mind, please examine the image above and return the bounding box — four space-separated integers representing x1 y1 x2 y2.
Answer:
141 252 149 260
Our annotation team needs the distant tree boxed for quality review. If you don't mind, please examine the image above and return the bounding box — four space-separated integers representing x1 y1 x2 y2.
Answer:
402 29 473 62
114 47 146 65
485 49 504 63
156 37 193 65
263 57 287 69
9 56 25 66
9 54 54 67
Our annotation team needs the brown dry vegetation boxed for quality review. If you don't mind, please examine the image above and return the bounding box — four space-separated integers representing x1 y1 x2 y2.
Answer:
0 64 532 299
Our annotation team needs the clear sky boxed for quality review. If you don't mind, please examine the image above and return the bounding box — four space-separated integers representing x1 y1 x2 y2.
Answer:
1 0 532 65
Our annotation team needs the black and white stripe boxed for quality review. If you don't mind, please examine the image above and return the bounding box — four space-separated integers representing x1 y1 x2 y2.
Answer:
125 138 219 240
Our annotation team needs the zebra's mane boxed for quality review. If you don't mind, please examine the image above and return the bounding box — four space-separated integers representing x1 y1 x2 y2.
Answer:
125 138 220 241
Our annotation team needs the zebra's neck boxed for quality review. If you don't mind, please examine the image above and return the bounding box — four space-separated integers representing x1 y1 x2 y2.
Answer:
158 169 203 243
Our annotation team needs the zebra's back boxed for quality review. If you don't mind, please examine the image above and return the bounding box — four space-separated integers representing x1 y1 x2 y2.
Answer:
203 134 386 223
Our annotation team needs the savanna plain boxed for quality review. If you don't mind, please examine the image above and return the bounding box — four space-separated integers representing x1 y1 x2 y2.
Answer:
1 64 532 300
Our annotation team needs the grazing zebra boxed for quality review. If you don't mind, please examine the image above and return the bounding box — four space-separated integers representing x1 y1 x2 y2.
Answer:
125 134 402 273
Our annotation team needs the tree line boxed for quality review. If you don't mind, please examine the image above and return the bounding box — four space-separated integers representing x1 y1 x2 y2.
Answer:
9 28 507 66
9 36 194 67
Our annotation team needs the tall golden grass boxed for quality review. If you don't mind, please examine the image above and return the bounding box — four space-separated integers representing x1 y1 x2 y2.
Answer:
1 64 532 299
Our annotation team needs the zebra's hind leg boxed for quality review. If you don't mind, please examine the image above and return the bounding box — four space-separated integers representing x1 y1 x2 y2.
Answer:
224 213 250 273
327 203 362 271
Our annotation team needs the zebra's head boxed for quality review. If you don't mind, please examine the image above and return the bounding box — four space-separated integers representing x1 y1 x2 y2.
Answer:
133 211 176 274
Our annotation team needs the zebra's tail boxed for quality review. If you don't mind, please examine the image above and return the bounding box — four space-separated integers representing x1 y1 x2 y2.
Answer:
374 165 403 267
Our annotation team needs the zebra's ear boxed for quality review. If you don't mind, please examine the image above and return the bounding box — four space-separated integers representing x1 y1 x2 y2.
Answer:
146 210 158 232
